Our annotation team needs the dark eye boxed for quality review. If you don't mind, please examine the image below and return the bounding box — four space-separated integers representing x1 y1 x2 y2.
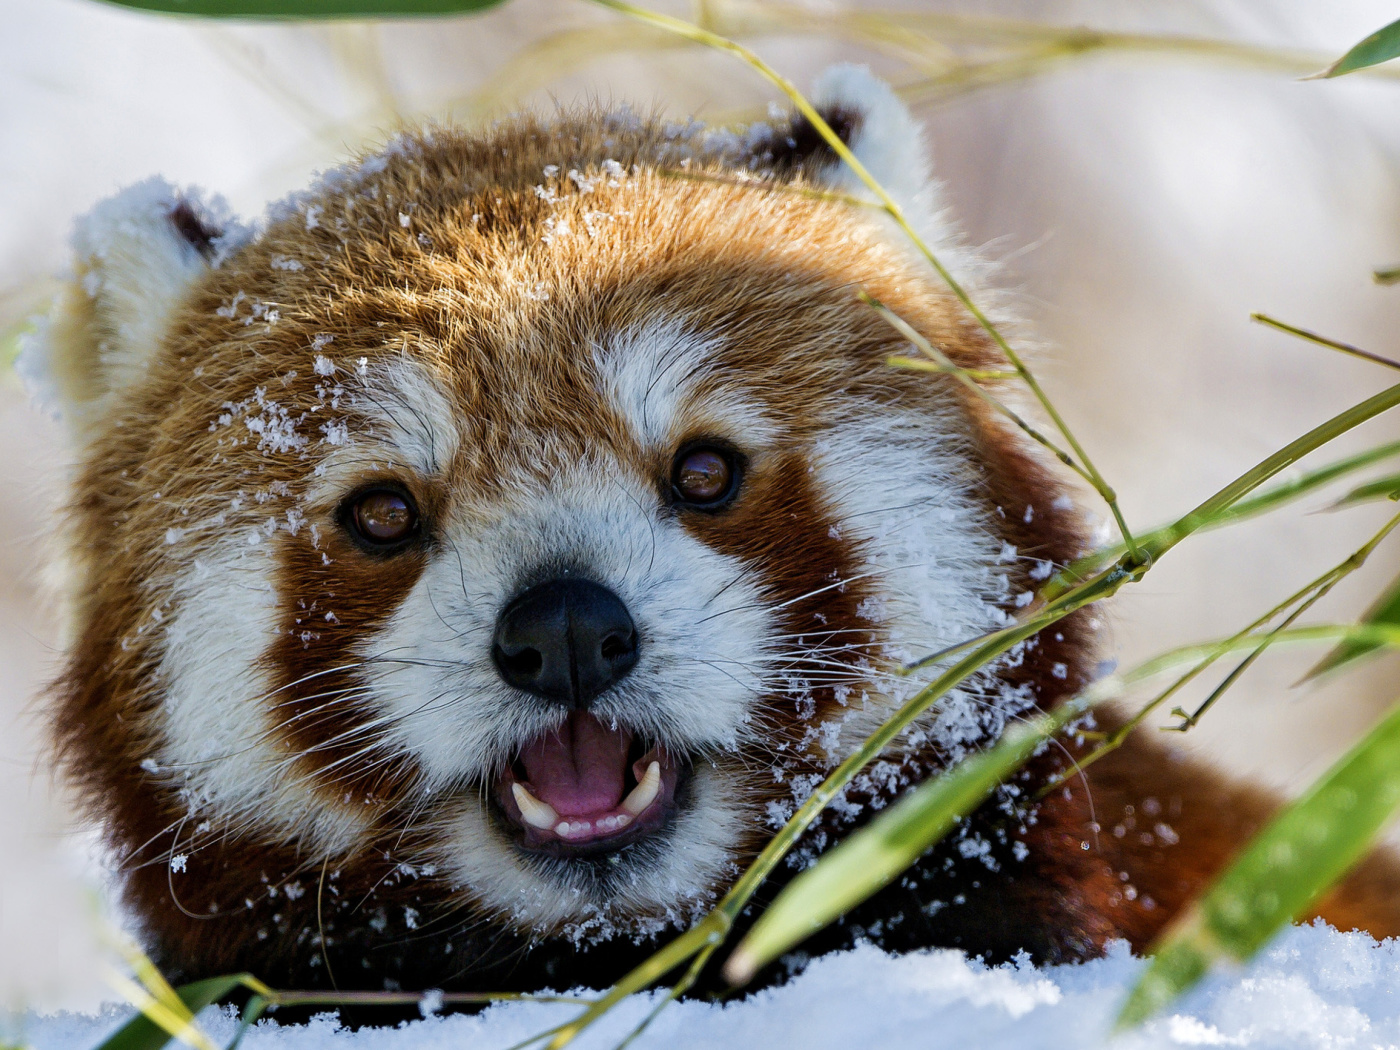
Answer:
671 445 739 509
346 487 419 548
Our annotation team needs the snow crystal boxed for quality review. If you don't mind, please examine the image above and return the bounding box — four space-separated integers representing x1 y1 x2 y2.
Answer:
21 924 1400 1050
168 854 186 873
319 420 349 446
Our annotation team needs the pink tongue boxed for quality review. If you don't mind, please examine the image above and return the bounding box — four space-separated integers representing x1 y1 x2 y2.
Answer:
519 712 630 817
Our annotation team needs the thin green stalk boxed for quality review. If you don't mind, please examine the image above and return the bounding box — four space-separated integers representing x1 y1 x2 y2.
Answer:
1040 509 1400 795
1061 439 1400 583
583 0 1140 562
925 384 1400 680
863 293 1089 479
887 355 1018 382
1252 312 1400 372
1104 624 1400 694
1173 509 1400 730
612 947 715 1050
1045 381 1400 600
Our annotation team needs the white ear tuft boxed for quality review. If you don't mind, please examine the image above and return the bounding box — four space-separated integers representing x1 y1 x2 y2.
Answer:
800 65 973 277
809 64 929 213
19 177 247 432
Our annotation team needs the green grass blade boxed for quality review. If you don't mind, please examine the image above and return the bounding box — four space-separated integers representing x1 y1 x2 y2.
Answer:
1056 438 1400 587
1330 472 1400 508
1315 17 1400 78
1302 568 1400 682
98 976 252 1050
1118 698 1400 1028
723 707 1075 984
94 0 505 18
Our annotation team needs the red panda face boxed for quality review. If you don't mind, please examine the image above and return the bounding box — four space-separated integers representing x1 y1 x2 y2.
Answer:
36 69 1090 979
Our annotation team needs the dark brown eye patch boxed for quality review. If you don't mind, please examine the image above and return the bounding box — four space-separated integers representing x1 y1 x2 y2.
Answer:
671 445 740 509
344 486 420 549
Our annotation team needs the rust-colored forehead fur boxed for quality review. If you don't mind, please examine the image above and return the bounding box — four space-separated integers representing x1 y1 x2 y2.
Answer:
190 113 986 469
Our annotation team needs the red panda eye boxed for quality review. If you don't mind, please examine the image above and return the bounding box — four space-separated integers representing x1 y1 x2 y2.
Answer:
348 488 418 546
672 446 737 507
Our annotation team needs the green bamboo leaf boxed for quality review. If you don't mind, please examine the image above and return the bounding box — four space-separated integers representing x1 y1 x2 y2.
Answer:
1331 472 1400 508
98 976 253 1050
723 707 1075 985
1118 698 1400 1028
1315 17 1400 78
94 0 505 18
1303 568 1400 682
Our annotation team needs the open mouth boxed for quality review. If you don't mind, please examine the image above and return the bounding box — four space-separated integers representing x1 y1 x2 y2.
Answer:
495 710 684 857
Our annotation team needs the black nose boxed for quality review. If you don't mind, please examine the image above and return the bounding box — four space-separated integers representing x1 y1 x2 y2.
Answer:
492 578 639 708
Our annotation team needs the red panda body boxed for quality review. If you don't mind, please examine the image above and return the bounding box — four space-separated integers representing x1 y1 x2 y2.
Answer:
31 67 1400 995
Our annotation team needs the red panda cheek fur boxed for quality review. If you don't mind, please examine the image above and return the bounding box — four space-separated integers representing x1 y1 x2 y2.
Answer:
32 66 1400 994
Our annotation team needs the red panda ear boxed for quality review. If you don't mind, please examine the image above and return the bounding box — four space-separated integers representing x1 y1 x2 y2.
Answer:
803 65 930 212
760 65 960 265
18 177 247 435
762 65 932 218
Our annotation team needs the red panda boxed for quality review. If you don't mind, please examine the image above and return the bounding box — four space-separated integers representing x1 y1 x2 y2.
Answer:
27 65 1400 995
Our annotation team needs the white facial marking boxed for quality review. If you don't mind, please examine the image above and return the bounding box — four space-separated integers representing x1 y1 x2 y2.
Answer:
594 321 775 448
351 357 460 476
156 540 369 856
808 406 1024 764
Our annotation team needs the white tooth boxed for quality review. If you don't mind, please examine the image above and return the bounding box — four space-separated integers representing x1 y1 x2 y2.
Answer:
622 761 661 816
512 783 560 831
555 821 570 836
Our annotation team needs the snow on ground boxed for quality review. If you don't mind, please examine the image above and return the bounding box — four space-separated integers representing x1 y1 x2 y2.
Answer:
14 922 1400 1050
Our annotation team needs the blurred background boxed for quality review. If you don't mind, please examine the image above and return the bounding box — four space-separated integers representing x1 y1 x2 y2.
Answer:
4 0 1400 1016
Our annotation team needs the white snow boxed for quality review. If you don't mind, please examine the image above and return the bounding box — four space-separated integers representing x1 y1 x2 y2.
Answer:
13 923 1400 1050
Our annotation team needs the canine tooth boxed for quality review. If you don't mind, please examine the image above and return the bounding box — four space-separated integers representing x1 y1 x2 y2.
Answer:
512 783 560 831
622 761 661 816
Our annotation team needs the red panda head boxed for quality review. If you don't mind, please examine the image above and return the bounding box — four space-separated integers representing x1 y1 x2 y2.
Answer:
31 67 1090 981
